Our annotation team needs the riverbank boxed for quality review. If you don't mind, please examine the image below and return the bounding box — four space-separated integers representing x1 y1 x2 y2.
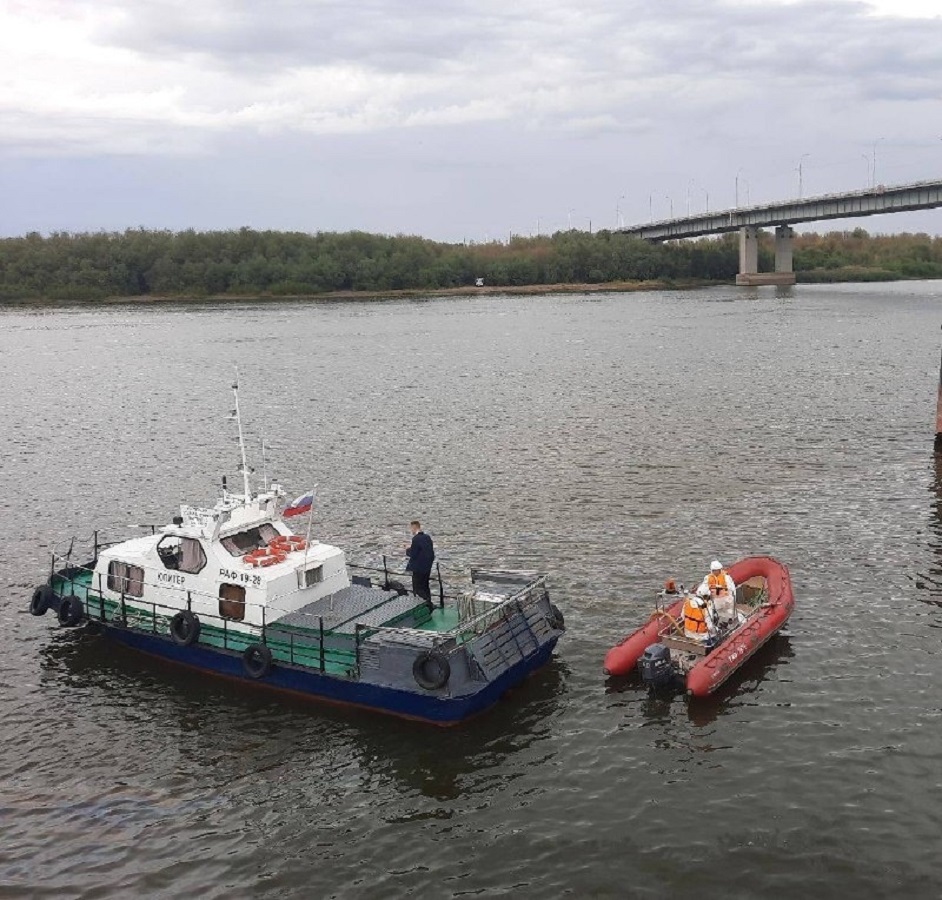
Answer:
0 278 714 306
1 270 936 307
210 277 713 303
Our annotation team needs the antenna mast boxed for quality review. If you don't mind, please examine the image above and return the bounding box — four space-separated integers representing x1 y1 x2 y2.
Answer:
262 431 272 491
261 431 269 492
232 377 252 499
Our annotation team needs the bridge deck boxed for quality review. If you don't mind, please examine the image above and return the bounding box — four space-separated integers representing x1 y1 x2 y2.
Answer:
621 179 942 242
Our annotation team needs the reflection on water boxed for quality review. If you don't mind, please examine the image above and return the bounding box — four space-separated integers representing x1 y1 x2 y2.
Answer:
4 284 942 898
603 635 795 728
914 453 942 608
39 627 570 802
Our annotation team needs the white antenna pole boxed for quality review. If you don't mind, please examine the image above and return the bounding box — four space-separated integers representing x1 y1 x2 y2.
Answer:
261 430 268 492
232 376 251 499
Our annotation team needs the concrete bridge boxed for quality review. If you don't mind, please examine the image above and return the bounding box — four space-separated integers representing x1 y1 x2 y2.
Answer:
619 179 942 286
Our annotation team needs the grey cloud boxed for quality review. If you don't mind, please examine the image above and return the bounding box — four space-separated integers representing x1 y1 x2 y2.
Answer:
6 0 942 240
98 0 516 72
86 0 942 130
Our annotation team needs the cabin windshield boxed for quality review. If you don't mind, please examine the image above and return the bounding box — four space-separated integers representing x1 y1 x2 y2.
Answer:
221 523 280 557
157 535 207 573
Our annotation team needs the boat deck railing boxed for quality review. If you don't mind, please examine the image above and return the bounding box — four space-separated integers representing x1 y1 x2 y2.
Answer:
47 540 549 677
354 574 548 647
59 566 356 674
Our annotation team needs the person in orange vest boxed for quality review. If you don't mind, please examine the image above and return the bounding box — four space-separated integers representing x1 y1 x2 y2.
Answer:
683 585 717 641
697 560 737 624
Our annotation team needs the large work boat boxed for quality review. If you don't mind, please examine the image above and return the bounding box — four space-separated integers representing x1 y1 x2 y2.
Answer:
29 385 565 725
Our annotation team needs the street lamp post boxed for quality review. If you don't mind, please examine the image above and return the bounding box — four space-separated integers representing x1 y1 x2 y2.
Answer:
797 153 810 199
665 195 674 219
735 168 744 207
702 187 709 213
872 137 885 188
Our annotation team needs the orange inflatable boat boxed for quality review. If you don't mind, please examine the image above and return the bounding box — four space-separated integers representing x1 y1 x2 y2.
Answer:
603 556 794 697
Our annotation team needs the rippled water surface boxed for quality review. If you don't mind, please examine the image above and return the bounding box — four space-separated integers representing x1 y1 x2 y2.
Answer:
2 283 941 898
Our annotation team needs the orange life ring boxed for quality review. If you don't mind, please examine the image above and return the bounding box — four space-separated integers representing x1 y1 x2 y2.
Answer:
288 535 305 546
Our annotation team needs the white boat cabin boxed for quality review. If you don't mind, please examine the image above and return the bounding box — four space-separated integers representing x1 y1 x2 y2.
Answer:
92 485 350 632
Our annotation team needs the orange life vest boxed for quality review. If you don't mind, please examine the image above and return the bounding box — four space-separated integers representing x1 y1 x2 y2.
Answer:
683 596 709 634
708 571 730 596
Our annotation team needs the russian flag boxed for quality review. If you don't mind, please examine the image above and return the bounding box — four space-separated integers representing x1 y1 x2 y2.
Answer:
283 491 314 518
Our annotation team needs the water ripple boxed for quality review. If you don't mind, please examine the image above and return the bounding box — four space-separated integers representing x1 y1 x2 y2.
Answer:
2 284 941 897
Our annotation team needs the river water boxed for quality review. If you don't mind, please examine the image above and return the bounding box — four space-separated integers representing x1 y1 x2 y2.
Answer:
1 282 940 898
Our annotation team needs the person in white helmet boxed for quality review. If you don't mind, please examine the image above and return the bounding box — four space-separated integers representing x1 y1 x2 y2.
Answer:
682 585 718 641
697 560 737 625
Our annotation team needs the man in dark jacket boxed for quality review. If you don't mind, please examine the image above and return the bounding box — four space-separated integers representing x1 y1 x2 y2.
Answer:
404 520 435 607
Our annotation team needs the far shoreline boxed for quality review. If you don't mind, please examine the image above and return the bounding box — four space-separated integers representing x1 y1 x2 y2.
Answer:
1 270 936 307
0 278 705 306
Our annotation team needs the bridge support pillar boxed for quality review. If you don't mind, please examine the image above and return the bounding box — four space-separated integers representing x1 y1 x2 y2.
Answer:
775 225 795 277
738 226 759 278
735 225 797 286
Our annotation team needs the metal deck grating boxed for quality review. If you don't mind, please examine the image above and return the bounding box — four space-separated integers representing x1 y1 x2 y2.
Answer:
270 584 424 634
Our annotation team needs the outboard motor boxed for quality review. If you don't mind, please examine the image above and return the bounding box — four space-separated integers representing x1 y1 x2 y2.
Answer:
638 643 674 689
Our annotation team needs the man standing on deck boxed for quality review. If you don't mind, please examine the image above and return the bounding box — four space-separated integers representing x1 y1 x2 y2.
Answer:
404 520 435 609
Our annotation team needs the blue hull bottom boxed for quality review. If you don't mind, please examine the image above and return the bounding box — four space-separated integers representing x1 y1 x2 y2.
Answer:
101 626 560 725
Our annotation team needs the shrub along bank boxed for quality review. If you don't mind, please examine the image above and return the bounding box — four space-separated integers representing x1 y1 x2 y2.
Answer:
0 226 939 301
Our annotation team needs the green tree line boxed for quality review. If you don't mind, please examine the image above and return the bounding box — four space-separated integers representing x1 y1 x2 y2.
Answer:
0 226 940 301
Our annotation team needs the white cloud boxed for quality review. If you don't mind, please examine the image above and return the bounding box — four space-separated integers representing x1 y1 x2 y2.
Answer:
738 0 939 16
1 0 941 239
2 0 939 157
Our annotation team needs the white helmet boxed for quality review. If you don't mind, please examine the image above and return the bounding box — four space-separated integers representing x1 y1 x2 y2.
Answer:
697 585 711 598
710 560 723 571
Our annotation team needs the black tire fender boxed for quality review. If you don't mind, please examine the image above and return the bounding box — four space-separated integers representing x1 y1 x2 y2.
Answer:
412 649 451 691
384 579 408 596
243 643 273 679
169 610 201 647
57 595 84 627
30 585 55 617
546 603 565 631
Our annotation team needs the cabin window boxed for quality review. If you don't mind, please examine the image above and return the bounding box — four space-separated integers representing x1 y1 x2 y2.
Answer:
157 536 207 574
107 561 144 597
300 565 323 588
220 524 280 557
219 583 246 621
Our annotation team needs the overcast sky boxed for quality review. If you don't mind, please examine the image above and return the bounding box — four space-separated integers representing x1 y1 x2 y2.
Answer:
2 0 941 242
